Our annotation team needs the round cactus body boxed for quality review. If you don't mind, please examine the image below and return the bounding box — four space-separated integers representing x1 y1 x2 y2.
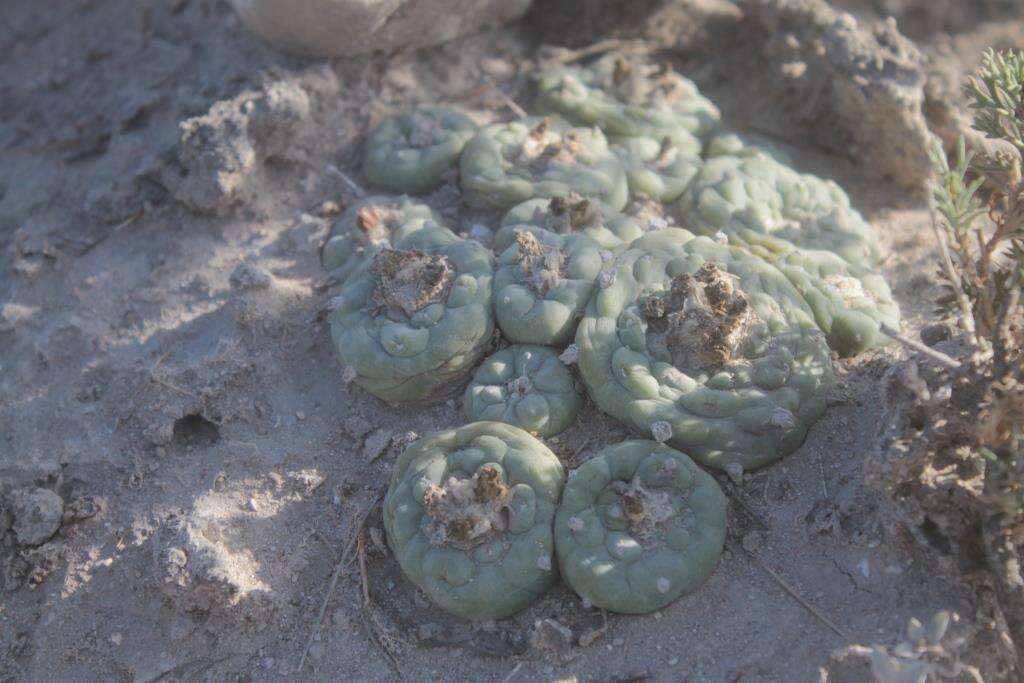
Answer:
383 422 566 620
328 226 494 405
495 195 644 252
676 153 881 269
574 228 835 471
493 228 611 346
614 135 703 202
464 345 582 437
320 195 445 282
535 54 721 143
363 107 478 195
554 440 727 614
459 116 629 211
770 248 900 357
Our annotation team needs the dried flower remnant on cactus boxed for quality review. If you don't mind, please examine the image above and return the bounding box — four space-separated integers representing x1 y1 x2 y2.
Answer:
513 231 566 297
422 464 511 549
372 249 454 317
642 263 754 371
494 194 643 252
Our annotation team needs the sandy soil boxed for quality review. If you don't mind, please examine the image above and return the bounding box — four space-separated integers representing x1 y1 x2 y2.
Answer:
1 1 1022 681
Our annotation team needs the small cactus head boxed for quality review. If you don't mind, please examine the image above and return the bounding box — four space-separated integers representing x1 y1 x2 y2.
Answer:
372 248 454 317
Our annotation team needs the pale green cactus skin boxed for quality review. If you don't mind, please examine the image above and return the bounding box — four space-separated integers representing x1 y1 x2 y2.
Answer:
575 228 835 471
554 440 726 614
614 135 703 202
364 107 478 195
535 54 720 143
676 153 881 269
493 228 609 346
464 345 582 437
383 422 566 620
459 116 629 211
321 195 444 282
704 132 793 165
770 248 900 357
328 226 494 405
495 197 644 252
675 154 884 270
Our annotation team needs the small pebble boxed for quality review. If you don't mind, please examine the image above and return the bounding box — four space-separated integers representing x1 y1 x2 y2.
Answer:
341 366 358 383
362 428 393 461
725 462 744 486
229 263 273 291
651 421 672 443
612 637 624 646
558 344 579 365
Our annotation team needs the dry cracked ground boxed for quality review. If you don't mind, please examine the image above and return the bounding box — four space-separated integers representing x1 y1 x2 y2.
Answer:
1 0 1023 681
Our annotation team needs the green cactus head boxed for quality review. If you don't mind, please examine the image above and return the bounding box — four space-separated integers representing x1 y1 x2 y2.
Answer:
460 116 629 211
383 422 566 620
493 227 611 346
676 153 881 269
328 226 494 405
574 228 835 471
554 440 727 614
535 54 721 143
320 195 443 282
464 345 582 437
364 107 478 195
495 194 644 252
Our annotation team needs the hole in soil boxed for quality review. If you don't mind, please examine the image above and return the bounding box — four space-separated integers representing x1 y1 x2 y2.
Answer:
172 414 220 448
919 516 953 555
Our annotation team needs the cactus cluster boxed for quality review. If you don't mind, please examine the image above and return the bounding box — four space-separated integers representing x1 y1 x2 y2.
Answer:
325 52 899 619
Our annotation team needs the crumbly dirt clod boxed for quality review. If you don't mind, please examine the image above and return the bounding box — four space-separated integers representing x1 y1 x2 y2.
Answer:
643 262 754 370
372 249 454 316
422 465 512 550
513 231 566 296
